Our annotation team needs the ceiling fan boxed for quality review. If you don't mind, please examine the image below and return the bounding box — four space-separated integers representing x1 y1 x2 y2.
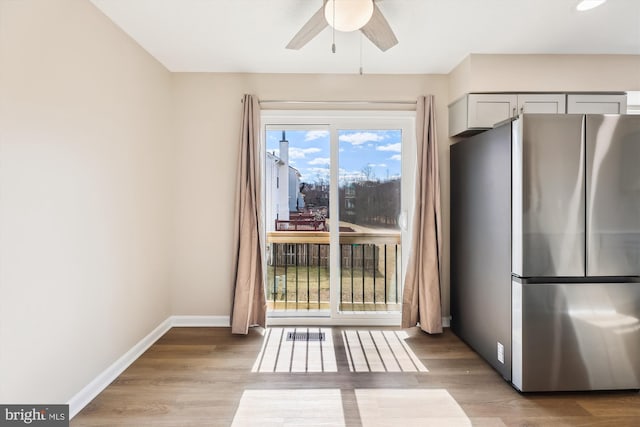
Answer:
286 0 398 52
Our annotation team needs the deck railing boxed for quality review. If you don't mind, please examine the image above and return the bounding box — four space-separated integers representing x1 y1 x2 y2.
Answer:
266 231 401 312
275 213 326 231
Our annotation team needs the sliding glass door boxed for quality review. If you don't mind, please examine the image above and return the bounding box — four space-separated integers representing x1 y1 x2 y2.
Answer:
262 111 415 325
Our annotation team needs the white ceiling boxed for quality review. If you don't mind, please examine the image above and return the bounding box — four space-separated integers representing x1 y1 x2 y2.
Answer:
90 0 640 74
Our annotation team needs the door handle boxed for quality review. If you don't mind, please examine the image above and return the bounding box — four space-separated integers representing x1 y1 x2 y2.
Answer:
398 211 408 231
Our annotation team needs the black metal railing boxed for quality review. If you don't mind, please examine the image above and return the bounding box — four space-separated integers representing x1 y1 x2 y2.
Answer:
266 232 401 312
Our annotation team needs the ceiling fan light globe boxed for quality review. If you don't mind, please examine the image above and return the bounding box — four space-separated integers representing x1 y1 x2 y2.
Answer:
324 0 374 32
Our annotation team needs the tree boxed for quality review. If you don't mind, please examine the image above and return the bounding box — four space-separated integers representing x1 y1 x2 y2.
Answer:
361 164 375 181
301 182 329 210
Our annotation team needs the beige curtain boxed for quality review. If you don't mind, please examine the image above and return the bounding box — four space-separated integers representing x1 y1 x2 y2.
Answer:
401 95 443 334
231 94 267 334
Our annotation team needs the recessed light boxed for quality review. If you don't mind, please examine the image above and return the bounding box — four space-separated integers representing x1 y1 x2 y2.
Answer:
576 0 607 11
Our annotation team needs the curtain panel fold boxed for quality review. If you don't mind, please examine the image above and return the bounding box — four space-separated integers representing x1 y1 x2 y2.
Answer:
401 95 443 334
231 94 267 334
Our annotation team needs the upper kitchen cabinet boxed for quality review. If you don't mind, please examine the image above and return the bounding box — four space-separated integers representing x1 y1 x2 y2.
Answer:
567 94 627 114
449 93 565 137
518 94 566 115
449 94 515 137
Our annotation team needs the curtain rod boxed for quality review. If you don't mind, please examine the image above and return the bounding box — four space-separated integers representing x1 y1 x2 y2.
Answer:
257 99 417 105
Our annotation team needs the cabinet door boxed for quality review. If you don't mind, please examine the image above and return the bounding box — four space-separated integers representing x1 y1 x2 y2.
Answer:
567 94 627 114
468 94 517 129
517 94 566 114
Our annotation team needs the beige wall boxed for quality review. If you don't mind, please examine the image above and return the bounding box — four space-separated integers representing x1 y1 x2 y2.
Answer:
170 73 452 317
449 54 640 101
0 0 173 403
448 56 472 103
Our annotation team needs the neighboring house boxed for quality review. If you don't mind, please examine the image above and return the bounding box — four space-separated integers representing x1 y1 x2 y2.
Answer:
288 165 303 213
264 151 304 232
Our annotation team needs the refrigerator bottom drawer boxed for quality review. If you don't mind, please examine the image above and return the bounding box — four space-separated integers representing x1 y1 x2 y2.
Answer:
512 280 640 391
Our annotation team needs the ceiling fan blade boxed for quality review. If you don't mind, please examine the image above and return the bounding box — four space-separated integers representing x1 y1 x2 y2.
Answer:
286 5 328 50
360 3 398 52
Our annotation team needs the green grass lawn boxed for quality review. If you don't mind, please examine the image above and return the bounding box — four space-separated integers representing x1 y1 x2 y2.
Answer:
266 265 400 311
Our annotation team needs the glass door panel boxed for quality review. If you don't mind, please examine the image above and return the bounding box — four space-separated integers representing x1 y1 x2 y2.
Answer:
337 130 402 313
264 126 331 313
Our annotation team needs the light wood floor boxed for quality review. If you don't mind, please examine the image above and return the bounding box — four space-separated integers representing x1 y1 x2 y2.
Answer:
71 327 640 426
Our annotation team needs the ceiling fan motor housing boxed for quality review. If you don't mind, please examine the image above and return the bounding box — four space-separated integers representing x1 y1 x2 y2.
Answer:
324 0 375 32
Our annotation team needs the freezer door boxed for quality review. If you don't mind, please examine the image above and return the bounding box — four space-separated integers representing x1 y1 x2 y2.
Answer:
512 279 640 392
586 115 640 276
512 115 585 277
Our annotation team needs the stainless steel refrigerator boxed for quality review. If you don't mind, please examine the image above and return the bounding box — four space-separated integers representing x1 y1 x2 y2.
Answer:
451 114 640 392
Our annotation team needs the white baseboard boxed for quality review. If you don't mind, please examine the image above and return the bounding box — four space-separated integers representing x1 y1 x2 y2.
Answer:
170 315 230 327
442 316 451 328
68 315 230 418
67 317 173 418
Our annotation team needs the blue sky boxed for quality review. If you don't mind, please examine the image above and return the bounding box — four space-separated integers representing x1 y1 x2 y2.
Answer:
266 129 402 185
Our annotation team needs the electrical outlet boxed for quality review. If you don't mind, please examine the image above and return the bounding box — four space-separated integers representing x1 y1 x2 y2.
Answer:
497 342 504 364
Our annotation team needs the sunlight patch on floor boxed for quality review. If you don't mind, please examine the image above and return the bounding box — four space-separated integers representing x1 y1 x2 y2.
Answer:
252 327 337 373
355 389 471 427
231 388 471 426
231 389 345 427
342 330 428 372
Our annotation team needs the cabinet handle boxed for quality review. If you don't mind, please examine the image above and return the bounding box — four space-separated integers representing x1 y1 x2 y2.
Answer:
513 107 517 117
